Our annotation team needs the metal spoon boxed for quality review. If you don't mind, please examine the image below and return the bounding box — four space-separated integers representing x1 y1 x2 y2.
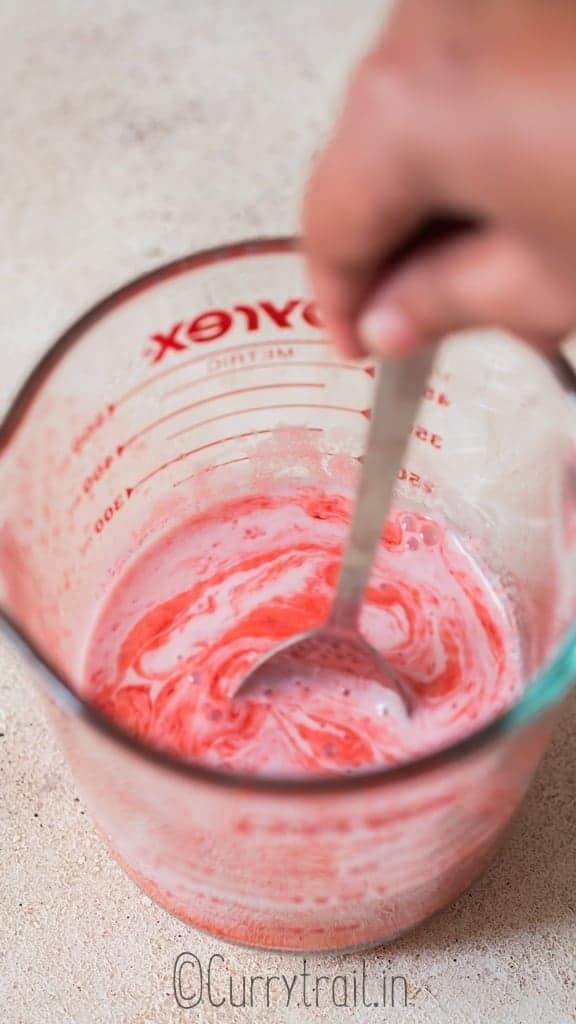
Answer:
234 346 437 715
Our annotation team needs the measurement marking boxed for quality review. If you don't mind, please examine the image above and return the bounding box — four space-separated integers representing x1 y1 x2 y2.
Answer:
71 402 116 456
127 430 271 495
117 383 324 453
114 339 324 407
413 425 443 449
397 467 435 493
173 456 253 488
167 404 370 443
55 455 73 477
164 360 373 399
127 427 325 496
69 494 83 515
174 444 363 490
424 385 451 407
79 535 94 556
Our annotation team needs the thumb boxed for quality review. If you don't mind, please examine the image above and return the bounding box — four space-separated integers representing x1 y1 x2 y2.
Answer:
358 229 576 356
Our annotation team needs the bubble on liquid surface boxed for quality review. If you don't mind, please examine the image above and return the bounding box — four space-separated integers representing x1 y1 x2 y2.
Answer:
420 522 440 547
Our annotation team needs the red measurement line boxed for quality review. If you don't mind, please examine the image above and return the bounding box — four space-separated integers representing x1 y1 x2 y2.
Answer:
128 427 319 496
173 447 363 490
164 360 373 399
129 430 271 494
68 494 83 517
114 339 324 407
117 383 324 453
167 404 370 443
173 456 253 489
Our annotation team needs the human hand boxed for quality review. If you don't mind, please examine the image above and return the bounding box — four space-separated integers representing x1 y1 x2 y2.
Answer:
303 0 576 359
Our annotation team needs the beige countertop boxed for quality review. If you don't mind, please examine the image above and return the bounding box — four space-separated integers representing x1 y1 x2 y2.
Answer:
1 2 575 1022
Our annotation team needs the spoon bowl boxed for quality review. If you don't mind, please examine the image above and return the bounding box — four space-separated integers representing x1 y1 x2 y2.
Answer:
234 348 437 714
234 622 415 716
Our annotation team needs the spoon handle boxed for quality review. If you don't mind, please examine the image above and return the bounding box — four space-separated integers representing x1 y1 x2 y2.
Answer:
329 346 437 630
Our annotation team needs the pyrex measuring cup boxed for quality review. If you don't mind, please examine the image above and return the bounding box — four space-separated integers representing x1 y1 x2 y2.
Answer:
2 237 576 952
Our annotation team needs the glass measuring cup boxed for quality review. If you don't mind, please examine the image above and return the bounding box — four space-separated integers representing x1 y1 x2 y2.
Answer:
1 237 576 952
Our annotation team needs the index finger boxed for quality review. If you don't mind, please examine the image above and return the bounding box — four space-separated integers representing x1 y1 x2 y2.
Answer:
302 58 428 357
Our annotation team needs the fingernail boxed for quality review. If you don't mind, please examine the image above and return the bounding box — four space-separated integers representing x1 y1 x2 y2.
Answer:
359 306 417 356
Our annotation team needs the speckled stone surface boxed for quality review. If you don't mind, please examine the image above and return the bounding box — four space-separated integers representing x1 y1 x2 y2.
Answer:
1 2 575 1022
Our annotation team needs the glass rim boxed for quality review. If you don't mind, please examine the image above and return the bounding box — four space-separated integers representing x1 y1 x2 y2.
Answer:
1 235 575 796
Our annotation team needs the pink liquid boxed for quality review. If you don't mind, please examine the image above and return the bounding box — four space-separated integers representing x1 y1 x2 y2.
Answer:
83 489 522 776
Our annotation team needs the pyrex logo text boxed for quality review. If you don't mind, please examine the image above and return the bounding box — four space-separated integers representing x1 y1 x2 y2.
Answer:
145 297 322 364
